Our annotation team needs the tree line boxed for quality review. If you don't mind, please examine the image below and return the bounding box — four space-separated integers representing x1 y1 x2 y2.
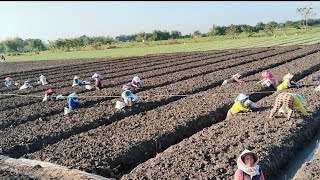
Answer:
1 18 320 54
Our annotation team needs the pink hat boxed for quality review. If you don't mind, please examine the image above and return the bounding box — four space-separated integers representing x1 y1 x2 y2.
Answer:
5 77 12 81
262 71 275 79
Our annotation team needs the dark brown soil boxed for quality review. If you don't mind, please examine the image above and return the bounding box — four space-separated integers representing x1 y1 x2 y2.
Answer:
1 44 320 179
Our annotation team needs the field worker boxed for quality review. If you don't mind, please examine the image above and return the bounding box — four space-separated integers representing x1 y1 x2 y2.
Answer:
39 75 49 85
121 89 138 106
92 73 102 90
269 92 308 120
234 149 265 180
19 80 33 90
42 88 54 102
72 76 90 87
4 77 14 89
221 73 245 86
65 93 80 115
122 76 142 91
226 93 258 119
277 73 299 91
258 70 277 90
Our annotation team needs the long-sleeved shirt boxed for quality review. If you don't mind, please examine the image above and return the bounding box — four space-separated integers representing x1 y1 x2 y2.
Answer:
67 98 79 110
230 101 249 115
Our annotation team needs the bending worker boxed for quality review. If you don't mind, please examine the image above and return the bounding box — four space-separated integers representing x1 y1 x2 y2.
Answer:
277 73 299 91
122 76 141 91
4 77 14 89
19 80 33 90
226 93 258 119
121 89 138 106
269 92 308 120
42 88 54 102
72 76 90 87
92 73 102 90
221 73 244 86
39 75 49 85
258 70 277 90
65 92 80 115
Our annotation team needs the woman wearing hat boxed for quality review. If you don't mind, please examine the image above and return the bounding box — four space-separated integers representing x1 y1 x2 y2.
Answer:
4 77 14 89
39 75 49 85
221 73 245 86
226 93 258 119
258 70 277 90
121 89 138 106
92 73 102 90
234 149 265 180
65 93 80 115
42 87 54 102
19 79 33 90
269 92 308 120
277 73 298 91
122 76 141 91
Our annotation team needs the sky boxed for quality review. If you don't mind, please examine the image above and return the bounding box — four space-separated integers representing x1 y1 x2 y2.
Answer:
0 1 320 42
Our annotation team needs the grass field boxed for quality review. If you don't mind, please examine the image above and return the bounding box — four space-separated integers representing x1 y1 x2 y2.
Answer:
4 30 320 62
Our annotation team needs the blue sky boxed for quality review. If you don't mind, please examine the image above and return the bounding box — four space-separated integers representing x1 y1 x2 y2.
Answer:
0 1 319 42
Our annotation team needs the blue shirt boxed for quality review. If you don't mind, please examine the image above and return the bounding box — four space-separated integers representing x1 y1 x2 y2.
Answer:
67 97 79 110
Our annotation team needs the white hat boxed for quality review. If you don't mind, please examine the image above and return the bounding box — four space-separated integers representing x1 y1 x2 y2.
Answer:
74 76 80 80
283 73 294 80
233 73 241 78
133 76 141 83
85 85 93 90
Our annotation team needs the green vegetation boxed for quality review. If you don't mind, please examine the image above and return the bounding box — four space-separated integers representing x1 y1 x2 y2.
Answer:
4 30 320 62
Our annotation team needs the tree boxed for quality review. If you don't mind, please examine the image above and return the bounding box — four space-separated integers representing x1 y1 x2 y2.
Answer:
135 32 147 42
264 21 278 35
226 24 239 38
241 25 254 37
192 30 202 38
24 39 46 52
255 22 265 32
297 5 317 30
2 37 24 52
170 30 181 39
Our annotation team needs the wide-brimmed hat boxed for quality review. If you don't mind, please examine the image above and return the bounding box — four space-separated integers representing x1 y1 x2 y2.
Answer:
233 73 241 78
133 76 141 83
68 92 78 98
240 149 258 164
5 77 12 81
283 73 294 80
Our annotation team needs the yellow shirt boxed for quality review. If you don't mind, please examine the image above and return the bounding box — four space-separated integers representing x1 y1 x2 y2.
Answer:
277 79 290 91
230 101 249 115
293 95 308 116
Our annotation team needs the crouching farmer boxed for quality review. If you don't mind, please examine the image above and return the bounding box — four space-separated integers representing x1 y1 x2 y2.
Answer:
42 88 54 102
64 93 80 115
258 70 277 90
226 93 258 119
19 80 33 90
122 76 141 91
92 73 102 90
121 90 138 106
221 73 244 86
268 92 308 120
72 76 90 87
277 73 299 91
4 77 14 90
39 75 49 85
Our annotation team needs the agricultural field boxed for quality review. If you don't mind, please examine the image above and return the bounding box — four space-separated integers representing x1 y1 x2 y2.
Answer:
1 43 320 179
